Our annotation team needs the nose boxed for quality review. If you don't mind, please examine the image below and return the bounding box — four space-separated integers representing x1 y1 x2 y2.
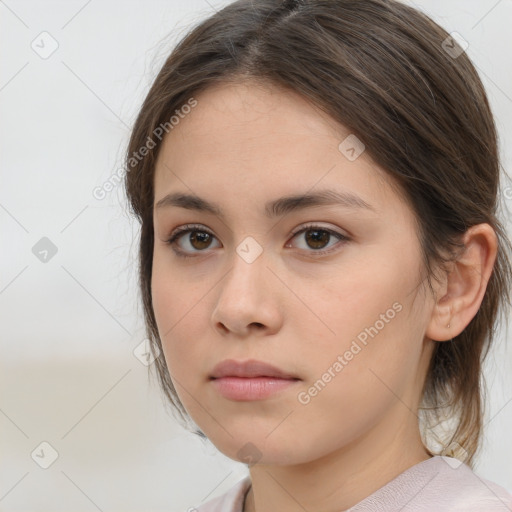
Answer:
210 249 283 337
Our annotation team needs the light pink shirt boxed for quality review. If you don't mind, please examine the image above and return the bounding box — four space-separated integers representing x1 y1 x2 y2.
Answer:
194 456 512 511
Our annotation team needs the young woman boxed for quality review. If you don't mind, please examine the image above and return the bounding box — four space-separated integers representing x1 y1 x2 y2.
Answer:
124 0 512 510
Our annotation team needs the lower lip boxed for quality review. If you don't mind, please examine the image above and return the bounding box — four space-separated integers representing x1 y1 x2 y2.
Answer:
211 377 300 401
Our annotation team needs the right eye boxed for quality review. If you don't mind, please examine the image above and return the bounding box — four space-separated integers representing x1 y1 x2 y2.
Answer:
165 224 221 258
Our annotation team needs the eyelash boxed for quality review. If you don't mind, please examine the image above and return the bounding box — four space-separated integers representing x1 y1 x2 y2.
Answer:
165 223 350 259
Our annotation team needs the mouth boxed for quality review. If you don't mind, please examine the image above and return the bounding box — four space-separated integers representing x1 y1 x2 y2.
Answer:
209 359 301 401
210 376 300 401
210 358 300 379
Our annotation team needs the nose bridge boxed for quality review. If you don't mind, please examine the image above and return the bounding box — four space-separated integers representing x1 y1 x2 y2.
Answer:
221 239 268 301
212 238 280 333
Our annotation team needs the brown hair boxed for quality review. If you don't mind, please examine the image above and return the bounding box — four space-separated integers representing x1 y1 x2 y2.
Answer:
124 0 512 467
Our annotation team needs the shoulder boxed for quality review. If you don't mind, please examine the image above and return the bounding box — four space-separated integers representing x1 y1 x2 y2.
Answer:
350 455 512 512
423 456 512 511
194 476 252 512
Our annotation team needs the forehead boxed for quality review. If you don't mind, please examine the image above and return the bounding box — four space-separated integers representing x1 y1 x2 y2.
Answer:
153 80 405 219
163 80 350 151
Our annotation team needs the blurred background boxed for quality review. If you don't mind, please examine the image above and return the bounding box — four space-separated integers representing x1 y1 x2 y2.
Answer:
1 1 511 510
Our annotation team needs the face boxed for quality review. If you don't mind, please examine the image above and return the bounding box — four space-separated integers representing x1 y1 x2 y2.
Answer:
151 80 436 466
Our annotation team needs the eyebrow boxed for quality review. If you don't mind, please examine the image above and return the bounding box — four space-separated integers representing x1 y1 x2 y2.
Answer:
155 189 377 219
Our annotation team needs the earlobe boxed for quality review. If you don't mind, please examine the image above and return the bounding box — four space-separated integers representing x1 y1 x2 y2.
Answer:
425 223 498 343
426 298 454 342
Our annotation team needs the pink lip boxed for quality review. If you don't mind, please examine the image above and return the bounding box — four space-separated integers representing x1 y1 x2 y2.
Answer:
210 359 299 379
209 359 301 401
211 377 299 401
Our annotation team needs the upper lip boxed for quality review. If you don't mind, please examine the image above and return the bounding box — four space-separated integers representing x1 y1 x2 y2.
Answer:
210 359 300 379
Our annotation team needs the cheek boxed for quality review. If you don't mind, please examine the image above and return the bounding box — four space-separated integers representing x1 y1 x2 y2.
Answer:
299 257 413 347
151 248 208 329
285 278 425 460
151 255 208 382
298 255 425 397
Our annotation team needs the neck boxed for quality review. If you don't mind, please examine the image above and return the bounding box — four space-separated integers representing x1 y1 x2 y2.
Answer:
243 412 430 512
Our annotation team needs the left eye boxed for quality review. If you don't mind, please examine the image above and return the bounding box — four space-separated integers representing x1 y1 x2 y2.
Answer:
288 224 349 253
165 223 349 257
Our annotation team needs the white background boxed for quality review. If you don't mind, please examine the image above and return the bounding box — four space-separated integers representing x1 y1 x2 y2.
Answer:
1 1 511 510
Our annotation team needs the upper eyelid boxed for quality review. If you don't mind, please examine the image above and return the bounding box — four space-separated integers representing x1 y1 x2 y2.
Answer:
169 222 345 238
290 223 345 236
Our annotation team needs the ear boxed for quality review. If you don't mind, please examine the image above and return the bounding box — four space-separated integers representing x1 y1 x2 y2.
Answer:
425 223 498 342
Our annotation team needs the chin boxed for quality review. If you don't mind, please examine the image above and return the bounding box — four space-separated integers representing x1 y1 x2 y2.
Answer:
204 431 309 467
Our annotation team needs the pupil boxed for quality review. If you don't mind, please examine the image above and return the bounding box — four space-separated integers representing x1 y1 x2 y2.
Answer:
306 229 329 249
191 231 211 249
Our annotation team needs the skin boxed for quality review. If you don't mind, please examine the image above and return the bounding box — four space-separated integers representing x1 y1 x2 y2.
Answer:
151 80 497 512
